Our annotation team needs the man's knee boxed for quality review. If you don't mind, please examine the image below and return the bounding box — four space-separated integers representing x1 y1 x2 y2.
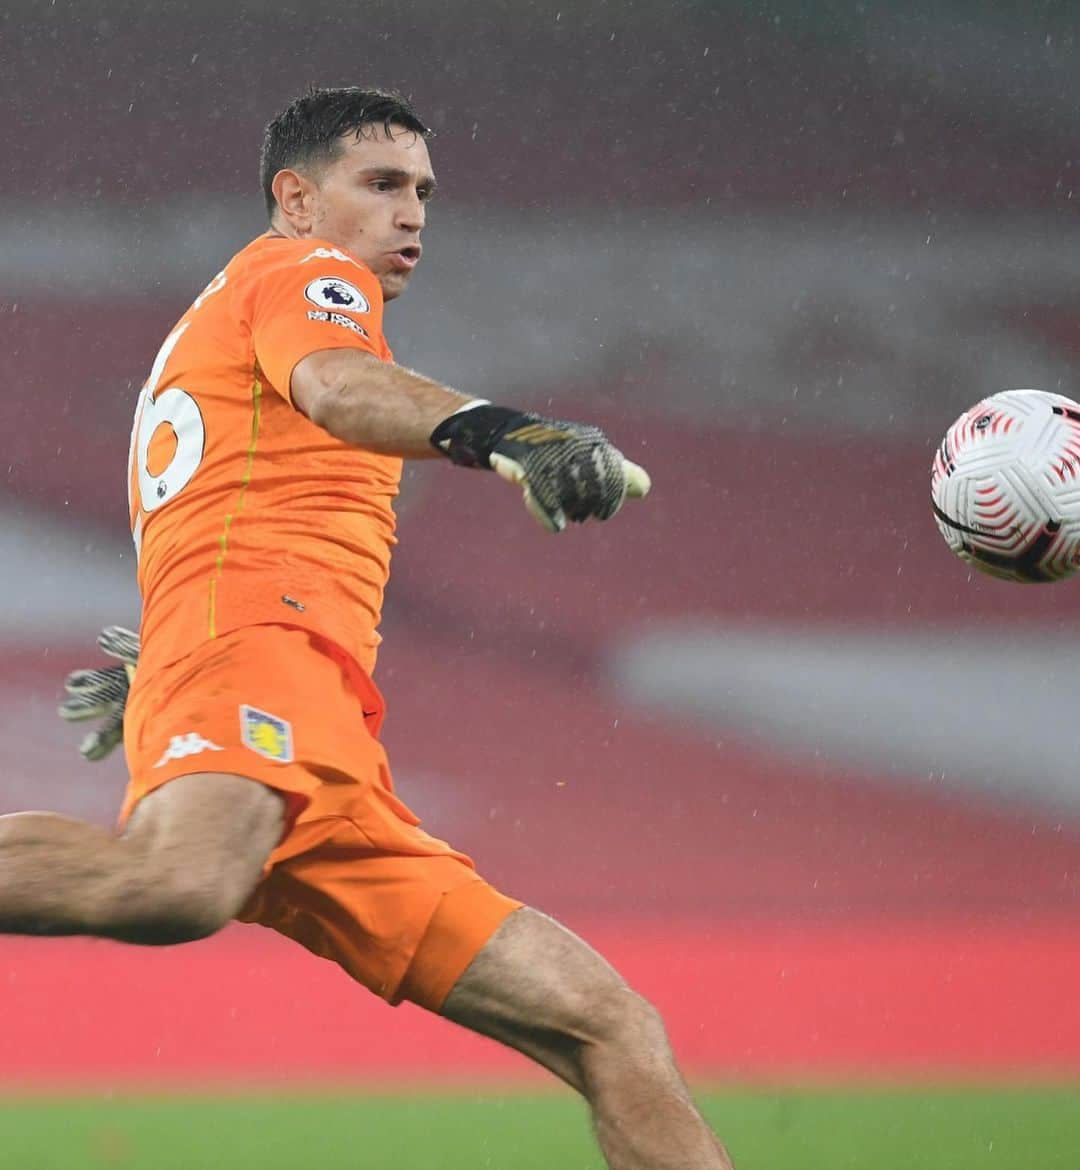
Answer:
444 908 670 1056
441 908 679 1092
546 981 677 1099
581 983 670 1054
510 966 669 1063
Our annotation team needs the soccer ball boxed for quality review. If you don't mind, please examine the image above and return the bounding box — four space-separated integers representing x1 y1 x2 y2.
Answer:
931 388 1080 583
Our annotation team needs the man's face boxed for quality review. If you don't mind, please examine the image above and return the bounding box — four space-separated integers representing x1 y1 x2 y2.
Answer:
304 124 435 301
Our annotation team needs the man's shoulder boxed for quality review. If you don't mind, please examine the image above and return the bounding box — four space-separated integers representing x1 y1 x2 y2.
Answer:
225 234 382 319
231 233 371 279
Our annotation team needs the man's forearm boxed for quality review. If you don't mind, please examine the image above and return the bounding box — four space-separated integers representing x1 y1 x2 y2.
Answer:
290 345 650 534
294 349 477 457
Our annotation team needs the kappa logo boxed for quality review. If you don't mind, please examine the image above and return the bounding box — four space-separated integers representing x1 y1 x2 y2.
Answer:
300 247 361 269
306 309 369 338
304 276 370 315
240 705 294 763
153 732 225 768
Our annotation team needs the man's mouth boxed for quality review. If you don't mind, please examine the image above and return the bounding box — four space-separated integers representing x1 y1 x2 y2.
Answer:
388 245 421 270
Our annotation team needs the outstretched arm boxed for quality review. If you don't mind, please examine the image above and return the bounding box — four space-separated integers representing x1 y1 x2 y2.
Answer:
291 348 650 533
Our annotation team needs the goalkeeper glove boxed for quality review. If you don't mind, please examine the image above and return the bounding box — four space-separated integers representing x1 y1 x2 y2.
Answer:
430 402 651 533
58 625 140 762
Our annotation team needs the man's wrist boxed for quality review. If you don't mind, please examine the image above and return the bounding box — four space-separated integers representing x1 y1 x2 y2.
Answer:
446 397 491 417
429 402 531 469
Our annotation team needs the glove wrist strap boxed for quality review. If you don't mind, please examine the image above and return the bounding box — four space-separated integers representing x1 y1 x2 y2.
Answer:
430 403 530 469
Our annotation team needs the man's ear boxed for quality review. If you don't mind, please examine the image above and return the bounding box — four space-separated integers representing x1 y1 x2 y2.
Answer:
271 169 316 232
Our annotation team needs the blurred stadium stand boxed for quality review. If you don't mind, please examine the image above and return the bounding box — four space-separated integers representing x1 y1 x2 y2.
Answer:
2 0 1080 1082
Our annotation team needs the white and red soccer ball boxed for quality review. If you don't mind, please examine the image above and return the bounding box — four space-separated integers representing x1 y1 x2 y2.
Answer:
931 389 1080 583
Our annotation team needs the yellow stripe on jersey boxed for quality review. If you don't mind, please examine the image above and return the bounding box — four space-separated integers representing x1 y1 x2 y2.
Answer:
208 373 264 638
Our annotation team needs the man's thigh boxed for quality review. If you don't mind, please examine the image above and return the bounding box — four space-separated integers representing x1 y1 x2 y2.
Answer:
124 772 286 921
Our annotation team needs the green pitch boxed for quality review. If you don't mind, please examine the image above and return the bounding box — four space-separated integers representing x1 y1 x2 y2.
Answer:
1 1085 1077 1169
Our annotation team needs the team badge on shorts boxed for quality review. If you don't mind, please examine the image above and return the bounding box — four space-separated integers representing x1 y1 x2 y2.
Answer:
240 705 294 763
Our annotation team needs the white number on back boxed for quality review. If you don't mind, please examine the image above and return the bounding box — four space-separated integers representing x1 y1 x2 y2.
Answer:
128 322 206 557
136 385 205 512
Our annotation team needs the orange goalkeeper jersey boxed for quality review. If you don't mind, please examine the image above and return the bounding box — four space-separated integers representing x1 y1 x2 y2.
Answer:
128 232 400 678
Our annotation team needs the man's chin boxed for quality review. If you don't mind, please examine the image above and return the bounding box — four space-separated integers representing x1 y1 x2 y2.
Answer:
378 271 412 302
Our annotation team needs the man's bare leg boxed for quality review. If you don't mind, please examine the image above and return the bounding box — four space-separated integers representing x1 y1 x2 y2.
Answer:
441 907 734 1170
0 774 284 944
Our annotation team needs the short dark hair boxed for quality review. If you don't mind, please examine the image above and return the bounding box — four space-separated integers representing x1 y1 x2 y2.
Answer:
259 87 432 219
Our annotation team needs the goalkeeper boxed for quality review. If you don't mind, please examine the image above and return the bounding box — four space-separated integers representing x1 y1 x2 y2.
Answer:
21 86 731 1170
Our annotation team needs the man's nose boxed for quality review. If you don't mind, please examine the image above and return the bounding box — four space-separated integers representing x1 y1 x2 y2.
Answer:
396 193 425 232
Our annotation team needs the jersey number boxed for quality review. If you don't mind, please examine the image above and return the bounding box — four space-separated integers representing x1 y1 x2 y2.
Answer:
128 322 206 554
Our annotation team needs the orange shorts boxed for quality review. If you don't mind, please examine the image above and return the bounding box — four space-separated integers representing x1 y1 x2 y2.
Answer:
122 623 521 1010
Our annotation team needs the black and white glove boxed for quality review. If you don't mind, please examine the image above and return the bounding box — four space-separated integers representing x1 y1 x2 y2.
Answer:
430 402 651 533
58 626 140 761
